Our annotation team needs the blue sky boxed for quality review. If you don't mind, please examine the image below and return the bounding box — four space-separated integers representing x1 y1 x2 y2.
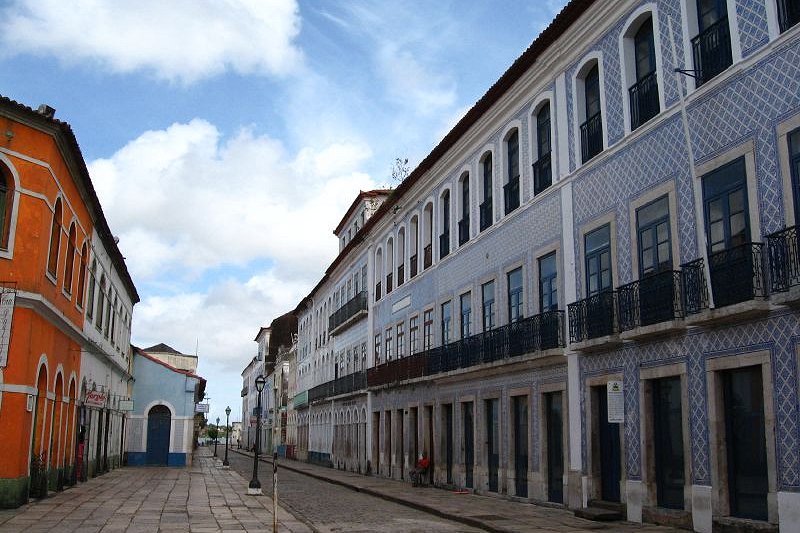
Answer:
0 0 567 423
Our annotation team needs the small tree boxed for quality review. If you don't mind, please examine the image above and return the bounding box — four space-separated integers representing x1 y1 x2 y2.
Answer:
390 157 410 185
207 426 219 440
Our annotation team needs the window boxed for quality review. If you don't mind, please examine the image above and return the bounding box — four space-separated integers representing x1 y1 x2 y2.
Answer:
0 164 14 249
361 343 367 370
374 333 381 365
480 153 493 231
482 280 495 331
460 292 471 339
789 128 800 220
507 268 523 322
76 242 88 307
423 310 433 351
96 276 106 330
692 0 732 86
539 252 559 311
637 196 672 276
385 327 393 361
104 289 112 337
441 300 452 345
585 224 612 296
87 260 96 318
703 157 749 253
63 223 77 295
47 198 63 278
459 173 470 246
409 316 419 355
396 323 405 358
440 191 451 259
778 0 800 32
629 17 660 130
533 103 552 195
504 130 520 214
581 64 603 163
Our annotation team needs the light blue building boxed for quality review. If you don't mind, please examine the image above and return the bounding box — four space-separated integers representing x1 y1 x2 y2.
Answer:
125 347 205 467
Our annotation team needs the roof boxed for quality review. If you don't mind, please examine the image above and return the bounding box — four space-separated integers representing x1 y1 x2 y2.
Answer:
268 311 297 357
0 95 140 303
143 342 184 355
253 326 271 342
294 0 595 313
333 189 393 236
134 346 205 382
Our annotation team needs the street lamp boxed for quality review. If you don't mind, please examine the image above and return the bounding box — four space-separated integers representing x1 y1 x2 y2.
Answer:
223 406 231 467
249 374 267 495
214 417 220 457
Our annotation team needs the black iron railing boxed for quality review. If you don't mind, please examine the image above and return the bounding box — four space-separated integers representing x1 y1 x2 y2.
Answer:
329 290 368 333
629 70 659 130
366 311 565 387
440 232 450 259
308 370 367 402
692 16 732 86
778 0 800 32
504 176 520 214
397 264 405 286
458 218 470 246
568 290 617 343
708 242 765 307
386 273 393 294
580 112 603 163
533 152 552 196
617 270 683 332
681 258 708 314
424 244 433 269
480 200 493 231
375 281 382 301
768 225 800 293
410 254 418 278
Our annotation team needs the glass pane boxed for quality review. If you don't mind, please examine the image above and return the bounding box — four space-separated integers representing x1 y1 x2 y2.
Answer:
586 224 610 253
657 242 670 265
601 268 611 289
729 189 744 216
589 274 598 295
540 253 557 277
708 198 723 224
656 222 670 244
710 220 724 247
642 249 654 271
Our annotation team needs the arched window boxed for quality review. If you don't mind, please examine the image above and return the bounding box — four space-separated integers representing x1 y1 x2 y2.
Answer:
374 248 383 301
76 242 88 307
578 61 603 163
458 173 470 246
87 259 97 318
96 275 105 330
439 190 451 259
503 130 520 214
47 198 63 278
397 227 406 285
409 215 419 278
63 223 77 295
623 14 660 130
533 102 553 195
479 152 493 231
386 237 394 293
422 203 434 269
0 164 15 250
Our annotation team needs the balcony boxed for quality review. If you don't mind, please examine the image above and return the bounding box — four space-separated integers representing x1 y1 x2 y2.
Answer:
439 232 450 259
778 0 800 32
768 225 800 305
629 70 659 130
458 217 470 246
617 270 685 340
410 253 418 278
533 152 552 196
424 244 433 269
375 281 382 302
308 370 367 403
397 264 405 286
386 273 393 294
479 199 493 231
580 112 603 163
367 352 428 388
504 176 520 214
328 290 368 335
691 16 732 86
568 290 619 351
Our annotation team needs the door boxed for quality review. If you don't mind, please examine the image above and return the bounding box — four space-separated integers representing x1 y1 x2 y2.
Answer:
463 403 474 488
652 377 685 509
146 405 171 466
513 396 528 497
546 391 564 503
444 404 453 485
596 387 621 502
724 366 768 520
486 399 499 492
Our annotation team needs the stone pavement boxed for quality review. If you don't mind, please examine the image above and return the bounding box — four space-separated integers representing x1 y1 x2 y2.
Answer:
235 449 684 533
0 448 311 533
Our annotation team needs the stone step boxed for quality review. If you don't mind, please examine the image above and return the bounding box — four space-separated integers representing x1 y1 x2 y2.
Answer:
574 506 624 522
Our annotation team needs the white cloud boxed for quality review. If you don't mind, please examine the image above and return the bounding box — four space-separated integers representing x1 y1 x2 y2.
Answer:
0 0 303 83
377 43 457 116
89 119 375 283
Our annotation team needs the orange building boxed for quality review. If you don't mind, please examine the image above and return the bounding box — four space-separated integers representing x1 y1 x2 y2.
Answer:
0 97 138 507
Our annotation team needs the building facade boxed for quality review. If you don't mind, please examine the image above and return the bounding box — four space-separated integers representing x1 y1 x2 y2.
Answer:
285 1 800 532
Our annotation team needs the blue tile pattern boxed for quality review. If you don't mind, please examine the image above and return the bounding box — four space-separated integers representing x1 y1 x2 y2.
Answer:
736 0 771 58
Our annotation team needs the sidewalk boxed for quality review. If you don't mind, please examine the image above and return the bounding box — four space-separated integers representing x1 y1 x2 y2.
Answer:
235 449 682 533
0 448 311 533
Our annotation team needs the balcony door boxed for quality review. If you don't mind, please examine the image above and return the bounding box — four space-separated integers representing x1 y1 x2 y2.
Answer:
636 196 674 325
585 225 614 338
790 129 800 220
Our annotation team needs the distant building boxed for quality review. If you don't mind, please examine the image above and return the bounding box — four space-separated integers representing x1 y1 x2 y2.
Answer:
142 343 198 373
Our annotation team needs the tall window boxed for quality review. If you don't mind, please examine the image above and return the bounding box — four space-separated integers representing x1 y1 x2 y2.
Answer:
637 196 672 276
533 103 552 195
703 157 749 253
789 128 800 220
482 280 495 331
76 242 88 307
539 252 559 311
104 289 112 338
692 0 732 85
585 224 612 296
459 174 470 246
423 310 434 351
96 276 106 330
507 268 523 322
409 316 419 355
504 130 520 214
47 198 63 278
440 191 451 259
778 0 800 32
441 300 452 345
581 64 603 164
396 323 405 359
460 292 471 339
374 333 382 365
629 17 659 130
63 223 77 295
480 153 493 231
87 259 97 318
0 165 14 249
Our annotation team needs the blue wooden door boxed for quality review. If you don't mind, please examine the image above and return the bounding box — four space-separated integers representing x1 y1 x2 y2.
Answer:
146 405 171 465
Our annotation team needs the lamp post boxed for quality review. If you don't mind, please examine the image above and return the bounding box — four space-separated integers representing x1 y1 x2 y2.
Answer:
214 417 220 457
248 374 266 495
223 406 231 467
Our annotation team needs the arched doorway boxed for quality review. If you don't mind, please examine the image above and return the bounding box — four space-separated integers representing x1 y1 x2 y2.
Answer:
146 405 171 465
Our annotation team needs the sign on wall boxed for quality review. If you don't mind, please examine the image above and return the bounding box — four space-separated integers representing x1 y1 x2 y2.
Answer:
84 390 108 408
0 291 15 368
119 400 134 411
195 403 209 413
607 380 625 424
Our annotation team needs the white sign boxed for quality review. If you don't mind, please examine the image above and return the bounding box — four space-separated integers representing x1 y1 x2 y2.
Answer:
607 380 624 423
195 403 209 413
0 291 15 368
119 400 134 411
84 390 107 408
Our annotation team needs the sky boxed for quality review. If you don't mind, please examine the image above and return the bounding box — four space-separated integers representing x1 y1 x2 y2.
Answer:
0 0 568 424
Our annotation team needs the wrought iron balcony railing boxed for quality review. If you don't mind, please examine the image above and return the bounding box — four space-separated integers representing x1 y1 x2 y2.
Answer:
386 273 393 294
768 225 800 293
691 16 732 86
778 0 800 32
479 200 493 231
708 242 765 307
617 270 683 332
504 176 520 214
328 290 368 334
458 217 470 246
568 290 617 343
410 253 418 278
629 70 659 130
375 281 382 301
533 152 552 196
580 112 603 163
440 232 450 259
424 244 433 269
397 264 405 286
308 370 367 403
681 258 709 314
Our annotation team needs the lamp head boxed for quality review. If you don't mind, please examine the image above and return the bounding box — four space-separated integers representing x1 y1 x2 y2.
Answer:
216 417 220 425
225 406 231 416
255 374 267 392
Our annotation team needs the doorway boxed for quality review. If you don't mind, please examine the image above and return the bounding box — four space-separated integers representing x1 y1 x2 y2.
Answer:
545 391 564 503
463 402 474 488
486 398 499 492
145 405 171 466
594 386 621 502
513 396 528 497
